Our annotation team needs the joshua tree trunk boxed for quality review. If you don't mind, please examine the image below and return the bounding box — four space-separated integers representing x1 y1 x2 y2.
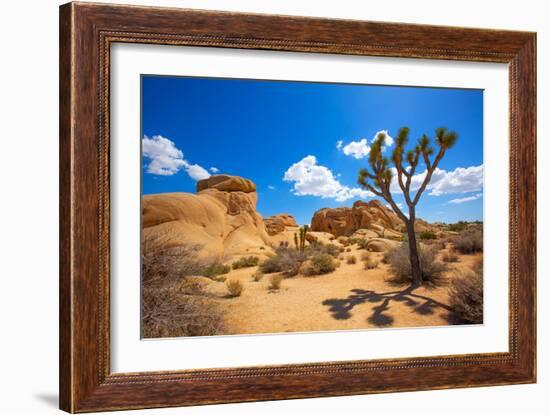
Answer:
406 212 422 286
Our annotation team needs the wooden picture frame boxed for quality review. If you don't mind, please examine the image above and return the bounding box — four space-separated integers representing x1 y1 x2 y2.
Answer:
59 2 536 412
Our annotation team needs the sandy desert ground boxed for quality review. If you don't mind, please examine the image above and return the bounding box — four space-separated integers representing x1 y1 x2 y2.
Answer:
201 245 482 335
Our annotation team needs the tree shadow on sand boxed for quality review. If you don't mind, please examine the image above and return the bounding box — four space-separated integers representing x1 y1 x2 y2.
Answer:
322 285 452 327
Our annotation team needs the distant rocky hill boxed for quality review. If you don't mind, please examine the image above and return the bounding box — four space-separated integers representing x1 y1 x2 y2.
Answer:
310 200 435 238
310 200 402 237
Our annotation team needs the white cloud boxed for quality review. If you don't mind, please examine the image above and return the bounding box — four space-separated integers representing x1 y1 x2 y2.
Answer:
336 140 343 150
390 164 483 196
372 130 394 150
184 163 211 181
209 167 219 173
142 135 186 176
448 193 483 204
267 185 276 190
142 135 211 181
283 155 373 202
342 139 370 159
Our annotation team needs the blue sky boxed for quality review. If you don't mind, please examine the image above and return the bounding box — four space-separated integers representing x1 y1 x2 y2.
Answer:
141 75 483 225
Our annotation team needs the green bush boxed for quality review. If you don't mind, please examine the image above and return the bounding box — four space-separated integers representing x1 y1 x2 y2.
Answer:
419 231 437 240
202 262 231 279
304 253 337 276
448 221 468 232
232 256 260 269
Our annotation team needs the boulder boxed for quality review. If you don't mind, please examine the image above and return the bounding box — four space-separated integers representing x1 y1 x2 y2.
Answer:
264 213 298 236
142 175 272 258
365 238 400 252
310 200 403 237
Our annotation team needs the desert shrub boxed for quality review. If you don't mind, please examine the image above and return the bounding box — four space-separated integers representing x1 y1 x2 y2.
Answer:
202 262 231 279
453 229 483 254
304 253 337 276
442 252 459 263
225 279 244 297
260 247 306 276
364 258 379 270
251 270 264 282
448 266 483 324
360 251 371 262
346 247 351 252
419 231 437 240
448 221 468 232
268 274 283 290
232 256 260 269
141 245 224 338
305 242 340 258
385 243 448 286
346 255 357 264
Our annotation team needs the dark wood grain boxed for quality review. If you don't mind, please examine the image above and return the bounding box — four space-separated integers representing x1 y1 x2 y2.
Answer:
59 2 536 412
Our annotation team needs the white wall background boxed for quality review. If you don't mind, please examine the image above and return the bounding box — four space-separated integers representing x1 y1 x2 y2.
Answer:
0 0 546 414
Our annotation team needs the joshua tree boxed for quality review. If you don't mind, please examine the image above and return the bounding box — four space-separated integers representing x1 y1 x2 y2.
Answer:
295 225 310 253
357 127 457 285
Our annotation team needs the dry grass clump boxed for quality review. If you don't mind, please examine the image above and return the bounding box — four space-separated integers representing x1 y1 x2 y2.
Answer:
232 256 260 269
346 247 352 252
346 255 357 264
251 270 264 282
141 245 224 338
225 279 244 297
453 229 483 254
360 251 371 262
385 242 448 286
268 274 283 290
306 242 341 258
442 251 459 263
364 258 379 270
448 258 483 324
304 253 337 276
260 247 306 276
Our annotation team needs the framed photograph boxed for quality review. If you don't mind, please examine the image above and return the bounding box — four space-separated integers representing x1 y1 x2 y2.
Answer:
59 2 536 412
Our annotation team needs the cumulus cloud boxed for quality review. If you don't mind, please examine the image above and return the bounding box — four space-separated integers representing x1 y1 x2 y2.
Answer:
184 163 210 181
209 167 219 173
336 140 344 150
342 139 370 159
283 155 373 202
390 164 483 196
448 193 483 204
142 135 211 181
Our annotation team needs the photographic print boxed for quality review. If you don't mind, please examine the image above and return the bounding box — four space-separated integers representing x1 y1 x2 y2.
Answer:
140 75 484 339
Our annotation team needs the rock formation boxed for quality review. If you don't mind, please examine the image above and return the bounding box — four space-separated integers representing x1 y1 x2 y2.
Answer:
310 200 403 237
264 213 298 236
142 175 272 258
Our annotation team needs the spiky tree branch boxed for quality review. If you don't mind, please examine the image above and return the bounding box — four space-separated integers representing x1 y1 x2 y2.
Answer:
358 127 457 217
